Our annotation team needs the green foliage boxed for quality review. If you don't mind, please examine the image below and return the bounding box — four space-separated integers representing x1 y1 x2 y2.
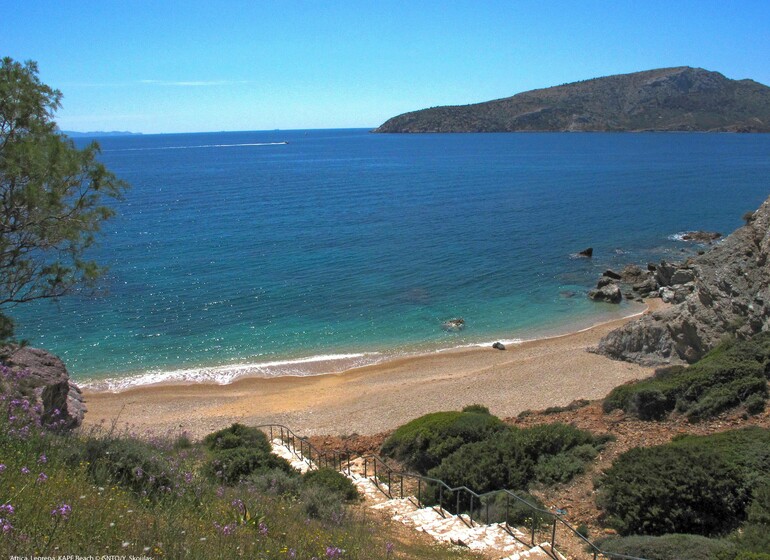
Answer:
428 422 602 507
303 468 359 501
249 468 303 497
482 491 550 527
461 404 490 414
380 410 504 472
597 428 770 537
737 480 770 553
603 333 770 421
74 436 174 497
203 423 271 453
598 534 737 560
0 58 128 338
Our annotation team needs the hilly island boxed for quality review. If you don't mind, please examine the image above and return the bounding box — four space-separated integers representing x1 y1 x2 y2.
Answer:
374 67 770 133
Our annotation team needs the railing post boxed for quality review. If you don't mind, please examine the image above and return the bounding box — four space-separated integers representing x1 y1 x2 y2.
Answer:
439 485 443 512
387 469 391 497
531 515 536 546
417 478 421 506
269 425 273 442
400 475 404 499
456 491 460 515
505 494 510 529
374 459 377 486
551 519 557 552
347 453 351 475
486 498 490 525
364 457 368 478
469 494 474 527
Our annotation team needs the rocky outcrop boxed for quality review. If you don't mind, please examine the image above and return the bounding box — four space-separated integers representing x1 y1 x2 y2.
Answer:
681 231 722 243
596 196 770 365
588 283 623 304
1 346 86 430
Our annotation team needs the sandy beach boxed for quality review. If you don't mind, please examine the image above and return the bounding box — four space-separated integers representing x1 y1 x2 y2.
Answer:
82 301 664 438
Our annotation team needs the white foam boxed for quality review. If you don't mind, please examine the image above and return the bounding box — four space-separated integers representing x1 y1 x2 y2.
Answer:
81 352 383 392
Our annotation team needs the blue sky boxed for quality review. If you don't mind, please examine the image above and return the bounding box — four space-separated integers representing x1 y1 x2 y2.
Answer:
3 0 769 133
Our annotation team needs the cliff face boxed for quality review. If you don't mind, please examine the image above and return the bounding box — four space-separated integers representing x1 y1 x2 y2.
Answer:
596 196 770 366
374 67 770 133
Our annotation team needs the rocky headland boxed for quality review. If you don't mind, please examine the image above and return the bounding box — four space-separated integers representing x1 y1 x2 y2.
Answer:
0 345 86 430
374 67 770 133
595 196 770 365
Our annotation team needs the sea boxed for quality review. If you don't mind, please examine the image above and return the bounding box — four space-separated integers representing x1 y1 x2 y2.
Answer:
12 129 770 390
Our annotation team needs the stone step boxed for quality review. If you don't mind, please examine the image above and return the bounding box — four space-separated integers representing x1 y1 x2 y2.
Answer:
270 440 566 559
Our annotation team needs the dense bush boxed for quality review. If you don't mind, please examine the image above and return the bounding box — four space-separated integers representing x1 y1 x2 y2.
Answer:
204 423 271 453
73 436 174 497
206 445 295 484
380 410 504 472
303 468 359 501
603 333 770 421
203 423 295 484
428 422 602 505
597 428 770 537
598 534 737 560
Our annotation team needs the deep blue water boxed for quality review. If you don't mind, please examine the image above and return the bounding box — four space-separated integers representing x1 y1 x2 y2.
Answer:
12 129 770 388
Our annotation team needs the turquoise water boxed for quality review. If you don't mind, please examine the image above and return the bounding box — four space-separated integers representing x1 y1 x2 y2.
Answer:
12 130 770 389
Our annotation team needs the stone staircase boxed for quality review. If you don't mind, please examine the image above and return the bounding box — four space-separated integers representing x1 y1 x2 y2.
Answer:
271 439 563 560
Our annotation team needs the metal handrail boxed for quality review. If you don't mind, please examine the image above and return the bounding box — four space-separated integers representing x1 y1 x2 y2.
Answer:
256 423 646 560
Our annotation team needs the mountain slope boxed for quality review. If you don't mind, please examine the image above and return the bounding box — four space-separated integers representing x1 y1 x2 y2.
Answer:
374 67 770 133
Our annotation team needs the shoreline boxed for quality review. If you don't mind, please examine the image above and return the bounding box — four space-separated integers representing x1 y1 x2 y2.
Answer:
82 299 665 438
80 300 648 392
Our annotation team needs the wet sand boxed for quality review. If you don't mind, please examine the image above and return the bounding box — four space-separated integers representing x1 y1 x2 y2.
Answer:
83 301 664 438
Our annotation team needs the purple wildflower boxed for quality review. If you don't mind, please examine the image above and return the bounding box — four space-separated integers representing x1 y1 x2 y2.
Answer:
258 522 268 536
213 521 237 535
134 467 144 479
36 472 48 484
326 546 343 558
288 549 297 559
0 464 5 473
20 466 30 475
38 453 47 464
0 504 14 515
184 471 193 483
386 542 394 556
51 503 72 520
1 521 12 533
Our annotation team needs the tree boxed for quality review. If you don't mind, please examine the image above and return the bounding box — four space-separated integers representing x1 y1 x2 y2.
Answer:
0 57 128 340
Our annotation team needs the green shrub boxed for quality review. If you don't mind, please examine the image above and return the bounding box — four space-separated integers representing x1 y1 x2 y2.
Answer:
735 553 770 560
380 410 504 472
428 430 534 497
249 468 303 497
303 468 359 501
206 446 295 484
517 422 599 459
203 423 270 452
482 491 550 527
597 428 770 536
602 333 770 421
598 534 736 560
301 485 347 522
534 452 587 485
462 404 490 414
75 436 174 497
737 480 770 553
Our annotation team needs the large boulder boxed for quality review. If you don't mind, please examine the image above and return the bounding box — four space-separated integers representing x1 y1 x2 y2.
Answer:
596 195 770 365
589 283 623 304
1 346 86 430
